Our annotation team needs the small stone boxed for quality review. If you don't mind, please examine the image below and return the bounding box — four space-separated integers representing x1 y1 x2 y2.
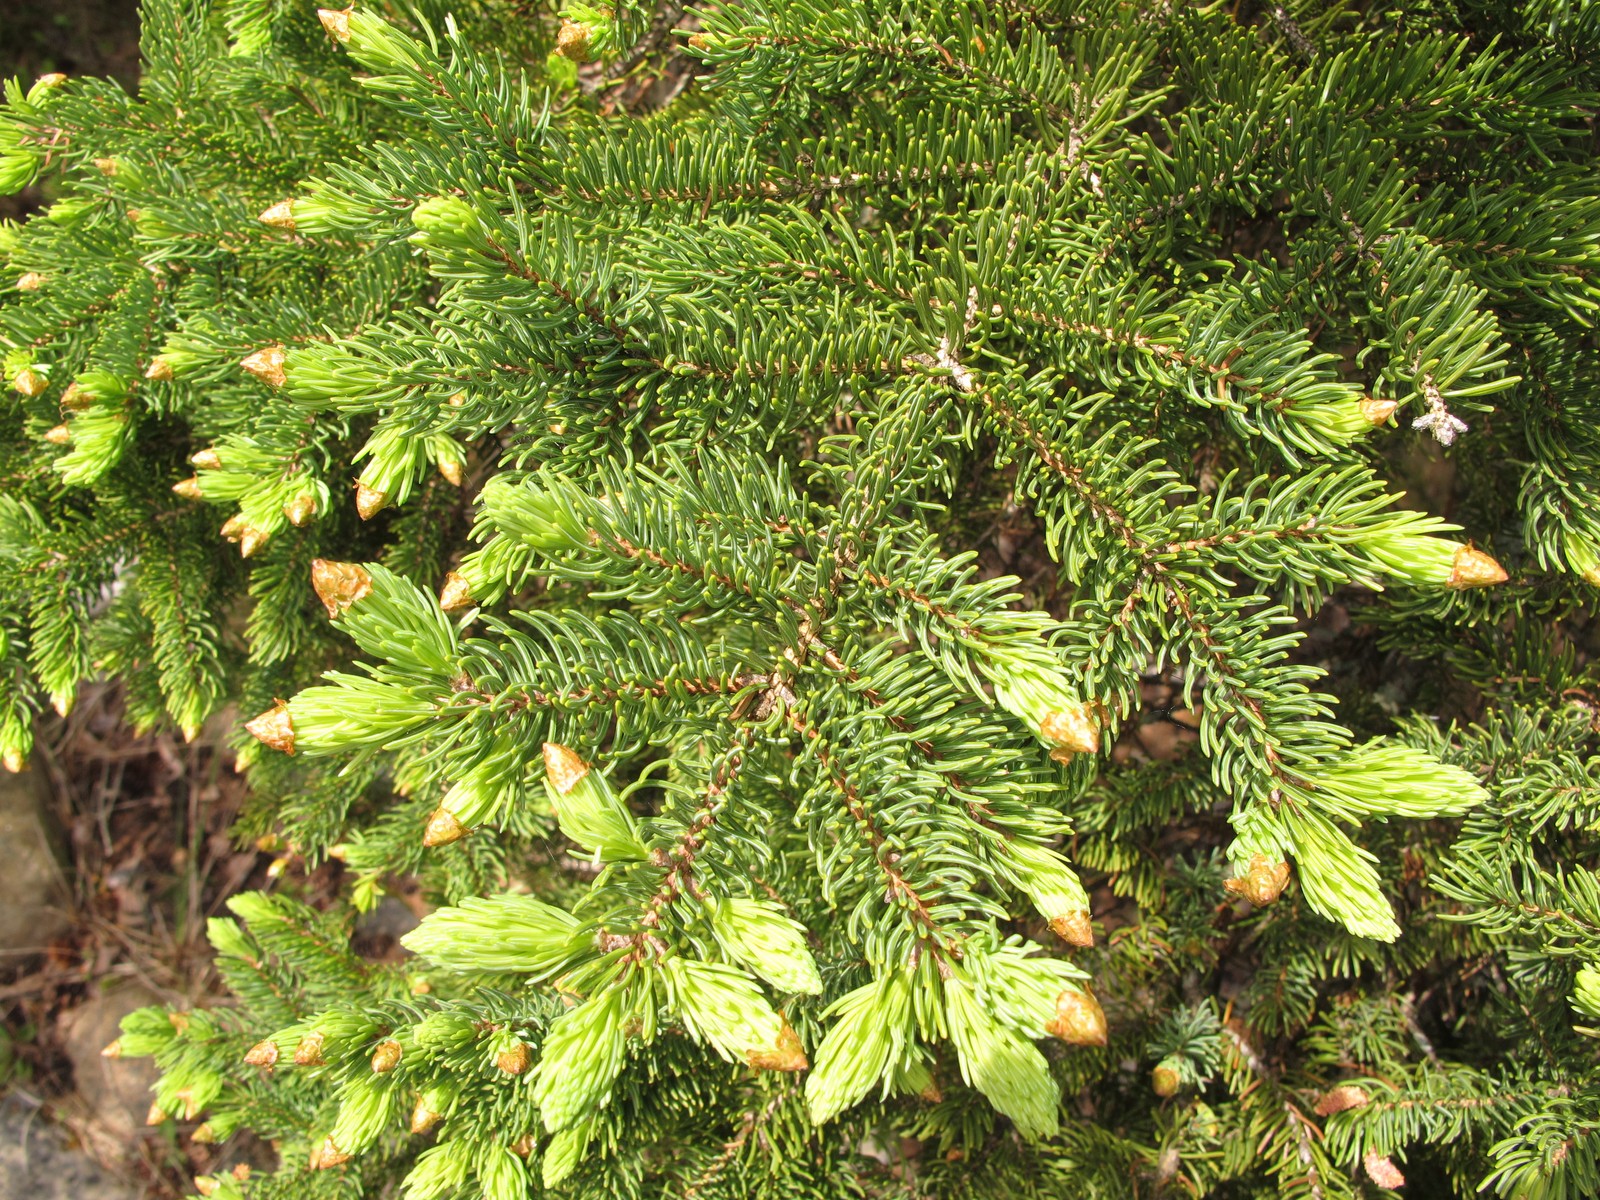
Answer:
59 981 162 1159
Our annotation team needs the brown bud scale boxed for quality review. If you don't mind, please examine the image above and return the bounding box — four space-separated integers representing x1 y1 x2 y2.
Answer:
371 1038 403 1073
1047 986 1108 1046
311 559 373 619
495 1041 531 1075
354 481 388 520
746 1020 808 1072
244 1038 280 1067
438 571 475 612
1223 855 1291 907
294 1031 326 1066
240 345 287 387
1049 911 1095 948
423 807 467 847
543 743 591 795
245 702 295 755
1448 545 1508 590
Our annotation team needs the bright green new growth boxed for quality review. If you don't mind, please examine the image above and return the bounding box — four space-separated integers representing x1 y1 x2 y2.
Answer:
5 0 1600 1197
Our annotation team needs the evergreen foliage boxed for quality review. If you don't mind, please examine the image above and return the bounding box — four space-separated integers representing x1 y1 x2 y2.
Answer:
5 0 1600 1196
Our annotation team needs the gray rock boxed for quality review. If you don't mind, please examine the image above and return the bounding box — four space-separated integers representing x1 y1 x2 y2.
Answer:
57 981 162 1149
0 766 71 953
0 1096 137 1200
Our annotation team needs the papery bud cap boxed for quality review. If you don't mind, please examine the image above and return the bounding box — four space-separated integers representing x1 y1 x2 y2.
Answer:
422 807 467 847
1047 986 1107 1046
1223 855 1291 907
240 345 287 387
371 1038 403 1073
439 571 475 612
1152 1058 1181 1097
284 492 317 526
311 1135 350 1169
495 1041 531 1075
1049 911 1095 948
310 559 373 619
1360 397 1399 426
543 743 590 795
244 1039 279 1067
245 702 295 755
354 481 388 520
1448 545 1508 589
317 8 353 41
294 1031 326 1066
259 200 296 230
746 1019 808 1072
1040 704 1100 755
556 20 592 62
